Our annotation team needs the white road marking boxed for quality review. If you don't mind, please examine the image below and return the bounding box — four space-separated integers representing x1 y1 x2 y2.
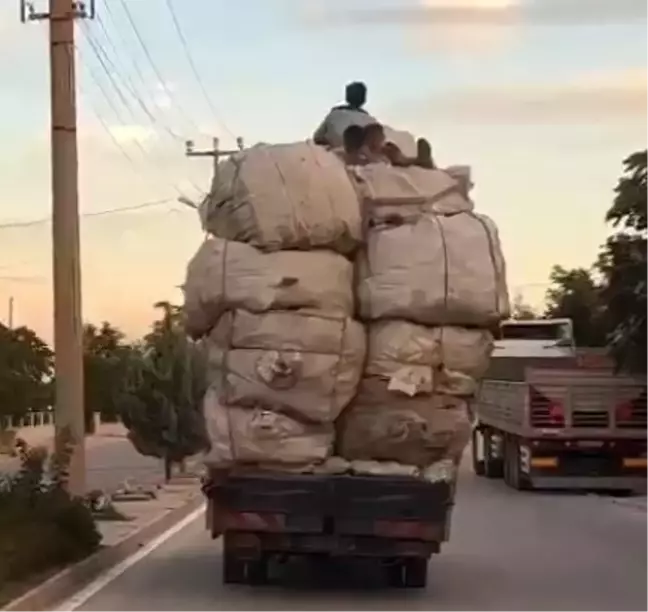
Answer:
56 503 206 611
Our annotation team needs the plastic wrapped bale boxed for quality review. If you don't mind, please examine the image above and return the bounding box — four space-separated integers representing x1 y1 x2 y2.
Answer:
183 237 354 338
206 310 366 424
203 388 333 468
337 378 472 467
357 211 510 326
350 166 473 219
366 321 494 397
199 142 362 253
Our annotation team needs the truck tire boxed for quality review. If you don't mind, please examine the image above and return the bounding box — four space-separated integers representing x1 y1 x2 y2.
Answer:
471 429 485 476
222 552 247 585
503 436 529 491
403 558 428 588
247 557 270 585
222 554 269 585
483 430 504 479
388 558 428 588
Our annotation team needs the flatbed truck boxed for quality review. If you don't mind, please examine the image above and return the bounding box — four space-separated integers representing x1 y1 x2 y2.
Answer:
203 469 456 588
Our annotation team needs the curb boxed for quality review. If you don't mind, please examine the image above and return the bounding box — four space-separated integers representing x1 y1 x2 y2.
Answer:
4 492 205 611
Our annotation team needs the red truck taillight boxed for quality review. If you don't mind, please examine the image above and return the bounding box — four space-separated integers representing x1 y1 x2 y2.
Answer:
615 401 634 423
529 386 564 428
616 392 647 428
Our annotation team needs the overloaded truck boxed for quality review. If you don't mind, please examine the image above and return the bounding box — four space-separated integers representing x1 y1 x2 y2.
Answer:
472 318 647 491
185 132 509 588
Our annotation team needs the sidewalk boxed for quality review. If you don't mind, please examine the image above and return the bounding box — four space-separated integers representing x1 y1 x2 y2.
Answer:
13 422 128 450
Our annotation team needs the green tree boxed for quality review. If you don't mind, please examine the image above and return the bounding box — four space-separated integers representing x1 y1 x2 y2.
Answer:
544 265 606 347
83 322 133 434
119 303 208 481
0 324 53 426
597 150 647 373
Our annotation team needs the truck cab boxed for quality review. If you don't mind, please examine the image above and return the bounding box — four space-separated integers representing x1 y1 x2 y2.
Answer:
494 318 576 359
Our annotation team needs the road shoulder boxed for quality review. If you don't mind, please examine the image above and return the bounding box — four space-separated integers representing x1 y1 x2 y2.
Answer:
3 479 203 612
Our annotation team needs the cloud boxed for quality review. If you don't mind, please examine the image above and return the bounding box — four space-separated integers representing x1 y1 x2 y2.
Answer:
104 124 157 145
408 0 519 54
313 0 646 27
406 69 647 125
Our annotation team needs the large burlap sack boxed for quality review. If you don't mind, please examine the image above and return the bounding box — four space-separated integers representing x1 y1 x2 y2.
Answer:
207 310 366 423
199 142 362 253
357 212 510 326
337 378 471 467
366 321 494 397
203 389 332 468
351 166 473 218
184 238 354 338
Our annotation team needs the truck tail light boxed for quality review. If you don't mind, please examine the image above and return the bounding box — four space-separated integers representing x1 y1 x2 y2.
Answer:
529 386 564 428
615 400 634 423
548 401 565 424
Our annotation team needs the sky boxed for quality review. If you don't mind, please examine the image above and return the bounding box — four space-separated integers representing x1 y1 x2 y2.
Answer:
0 0 646 343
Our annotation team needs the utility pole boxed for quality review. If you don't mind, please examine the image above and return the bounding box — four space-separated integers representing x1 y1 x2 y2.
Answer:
184 136 244 192
8 296 14 328
22 0 95 495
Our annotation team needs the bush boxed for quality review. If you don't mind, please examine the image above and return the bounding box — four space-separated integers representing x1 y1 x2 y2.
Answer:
0 432 101 590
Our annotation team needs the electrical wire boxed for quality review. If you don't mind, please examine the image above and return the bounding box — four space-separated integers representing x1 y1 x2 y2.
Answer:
163 0 235 140
0 198 180 230
82 20 185 142
100 4 193 140
77 38 202 196
116 0 204 136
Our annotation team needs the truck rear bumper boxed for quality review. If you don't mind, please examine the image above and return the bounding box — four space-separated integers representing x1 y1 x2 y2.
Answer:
206 472 455 559
528 475 646 491
225 530 440 560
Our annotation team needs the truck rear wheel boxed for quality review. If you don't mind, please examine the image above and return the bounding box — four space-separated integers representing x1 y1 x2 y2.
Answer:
504 436 529 491
223 553 269 585
483 430 504 479
223 552 247 584
403 558 428 588
388 558 428 588
471 429 485 476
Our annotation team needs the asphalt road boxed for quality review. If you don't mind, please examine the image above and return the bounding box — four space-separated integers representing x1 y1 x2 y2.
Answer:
76 463 647 612
0 437 163 493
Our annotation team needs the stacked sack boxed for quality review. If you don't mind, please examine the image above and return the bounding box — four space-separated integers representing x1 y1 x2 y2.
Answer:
337 162 510 473
185 142 367 471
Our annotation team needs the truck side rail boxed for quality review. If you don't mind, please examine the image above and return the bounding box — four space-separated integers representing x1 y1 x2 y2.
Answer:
476 369 647 438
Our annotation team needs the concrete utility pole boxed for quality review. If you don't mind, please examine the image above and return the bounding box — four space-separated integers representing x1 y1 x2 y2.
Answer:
184 136 244 191
21 0 95 495
8 296 14 328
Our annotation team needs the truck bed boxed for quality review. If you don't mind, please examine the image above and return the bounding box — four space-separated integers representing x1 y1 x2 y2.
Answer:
205 471 455 560
477 367 646 438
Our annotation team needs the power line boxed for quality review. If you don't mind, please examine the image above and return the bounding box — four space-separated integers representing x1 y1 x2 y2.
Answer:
77 48 186 197
163 0 235 140
101 1 199 142
77 35 202 196
81 20 184 142
0 198 179 230
115 0 204 136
